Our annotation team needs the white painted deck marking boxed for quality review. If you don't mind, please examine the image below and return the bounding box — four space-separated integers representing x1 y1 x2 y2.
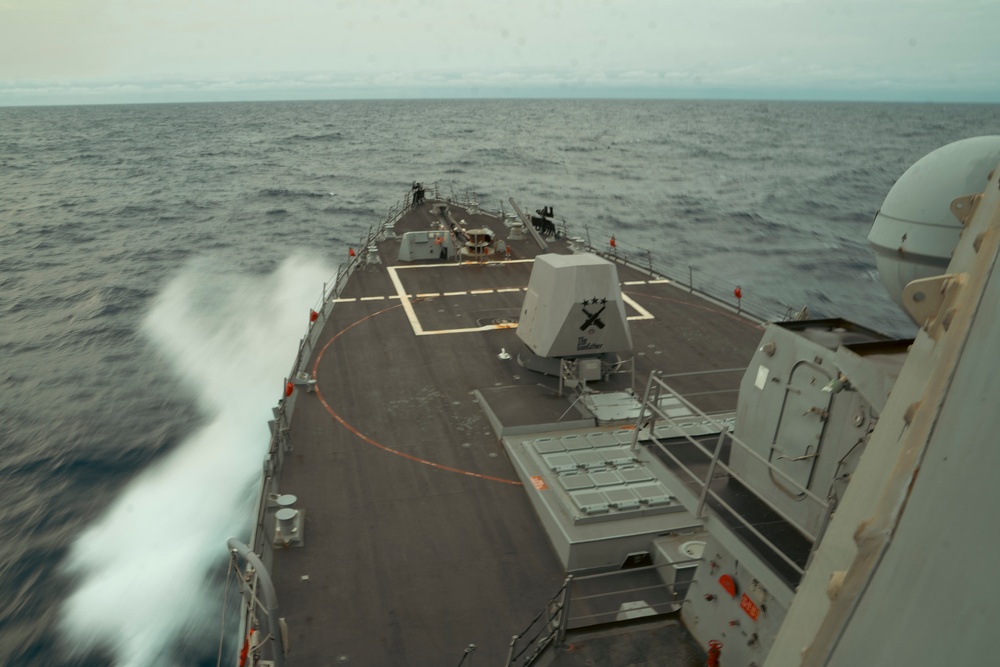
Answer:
442 259 535 267
386 261 533 336
622 293 655 321
417 322 519 337
375 259 660 336
387 266 425 335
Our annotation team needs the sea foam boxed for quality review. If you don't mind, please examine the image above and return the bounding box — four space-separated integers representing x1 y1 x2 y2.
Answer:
59 255 334 667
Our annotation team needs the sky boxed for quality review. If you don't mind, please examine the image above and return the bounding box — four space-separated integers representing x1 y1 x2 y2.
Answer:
1 0 998 106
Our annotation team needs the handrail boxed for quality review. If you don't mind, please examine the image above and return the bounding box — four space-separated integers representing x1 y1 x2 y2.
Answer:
631 371 832 577
505 576 572 667
637 371 832 514
582 231 796 325
227 539 284 667
506 557 706 665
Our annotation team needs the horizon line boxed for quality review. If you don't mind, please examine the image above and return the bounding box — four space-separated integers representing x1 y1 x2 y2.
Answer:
3 91 999 109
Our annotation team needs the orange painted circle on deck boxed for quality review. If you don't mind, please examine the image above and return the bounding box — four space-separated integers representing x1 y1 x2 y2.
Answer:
311 302 522 486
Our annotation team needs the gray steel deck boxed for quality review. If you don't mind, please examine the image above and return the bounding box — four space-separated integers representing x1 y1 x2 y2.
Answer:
266 199 764 665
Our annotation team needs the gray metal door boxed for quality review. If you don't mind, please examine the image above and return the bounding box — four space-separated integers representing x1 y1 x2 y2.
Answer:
770 362 832 494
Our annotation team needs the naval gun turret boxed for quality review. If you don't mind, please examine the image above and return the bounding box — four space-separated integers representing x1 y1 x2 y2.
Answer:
516 253 632 387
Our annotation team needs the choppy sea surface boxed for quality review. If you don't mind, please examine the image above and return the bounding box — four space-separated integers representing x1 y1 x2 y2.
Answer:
1 99 997 666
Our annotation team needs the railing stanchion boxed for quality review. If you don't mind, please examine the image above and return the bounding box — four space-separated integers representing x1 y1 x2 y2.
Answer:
696 428 728 518
504 635 518 667
557 574 573 644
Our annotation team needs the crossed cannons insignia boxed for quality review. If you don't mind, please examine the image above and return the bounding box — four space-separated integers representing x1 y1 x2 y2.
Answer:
580 298 608 331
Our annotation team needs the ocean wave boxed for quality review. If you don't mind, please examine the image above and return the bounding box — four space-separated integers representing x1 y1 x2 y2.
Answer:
59 254 336 667
83 285 156 315
111 204 160 217
283 131 345 142
257 187 328 198
321 204 376 216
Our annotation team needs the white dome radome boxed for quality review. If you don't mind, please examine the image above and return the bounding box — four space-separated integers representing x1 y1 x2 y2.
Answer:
868 136 1000 321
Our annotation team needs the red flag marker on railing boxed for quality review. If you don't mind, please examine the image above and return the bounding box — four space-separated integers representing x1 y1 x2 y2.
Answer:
610 235 617 248
734 286 742 300
349 247 356 257
285 381 294 397
239 629 256 667
309 309 319 322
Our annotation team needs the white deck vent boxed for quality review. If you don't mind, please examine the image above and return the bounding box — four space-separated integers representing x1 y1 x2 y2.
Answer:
273 494 305 547
653 534 708 611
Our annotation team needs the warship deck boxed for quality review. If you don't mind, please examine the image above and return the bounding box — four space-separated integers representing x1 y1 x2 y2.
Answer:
264 198 766 666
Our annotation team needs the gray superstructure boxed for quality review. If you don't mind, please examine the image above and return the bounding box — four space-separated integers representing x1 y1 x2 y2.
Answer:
227 138 1000 666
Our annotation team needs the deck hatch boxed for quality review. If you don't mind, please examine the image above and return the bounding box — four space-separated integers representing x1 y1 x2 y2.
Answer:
572 450 607 469
559 474 595 491
561 434 592 451
532 437 564 454
603 487 641 510
570 490 610 514
632 483 673 506
601 447 635 466
543 452 578 472
589 470 625 487
618 466 655 483
586 432 616 447
613 430 636 446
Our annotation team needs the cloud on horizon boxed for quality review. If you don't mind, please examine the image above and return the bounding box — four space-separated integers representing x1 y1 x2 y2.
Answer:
2 67 997 106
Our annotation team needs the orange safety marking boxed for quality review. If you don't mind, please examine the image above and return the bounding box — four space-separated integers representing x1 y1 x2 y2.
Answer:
740 593 760 621
312 302 522 486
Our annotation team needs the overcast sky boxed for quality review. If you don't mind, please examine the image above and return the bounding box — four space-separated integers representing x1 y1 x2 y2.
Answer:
2 0 998 106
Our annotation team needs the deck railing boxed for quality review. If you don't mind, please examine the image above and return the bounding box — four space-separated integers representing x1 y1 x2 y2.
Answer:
580 230 806 326
630 370 832 579
505 558 703 666
505 576 572 667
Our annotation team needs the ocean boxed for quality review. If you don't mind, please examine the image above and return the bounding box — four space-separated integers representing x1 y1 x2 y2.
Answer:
1 99 997 666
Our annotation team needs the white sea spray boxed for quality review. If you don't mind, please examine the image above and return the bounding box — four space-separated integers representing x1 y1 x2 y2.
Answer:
59 254 334 667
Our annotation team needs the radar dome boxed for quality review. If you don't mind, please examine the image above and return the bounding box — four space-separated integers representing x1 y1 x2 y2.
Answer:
868 136 1000 320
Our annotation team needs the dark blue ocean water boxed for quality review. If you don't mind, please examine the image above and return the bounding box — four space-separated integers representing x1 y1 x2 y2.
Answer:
1 99 997 666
